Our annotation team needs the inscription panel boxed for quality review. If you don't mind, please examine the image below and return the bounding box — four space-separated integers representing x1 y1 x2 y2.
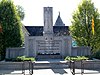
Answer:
36 40 62 54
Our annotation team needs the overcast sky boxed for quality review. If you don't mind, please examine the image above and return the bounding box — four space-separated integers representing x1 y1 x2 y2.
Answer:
14 0 100 26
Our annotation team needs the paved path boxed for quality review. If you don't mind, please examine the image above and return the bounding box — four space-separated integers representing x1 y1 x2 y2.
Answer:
0 69 100 75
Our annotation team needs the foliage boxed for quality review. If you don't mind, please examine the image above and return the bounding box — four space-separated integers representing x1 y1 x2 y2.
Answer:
17 56 35 61
5 56 35 62
65 56 89 61
16 5 25 20
0 0 24 60
93 50 100 59
0 33 3 60
70 0 100 54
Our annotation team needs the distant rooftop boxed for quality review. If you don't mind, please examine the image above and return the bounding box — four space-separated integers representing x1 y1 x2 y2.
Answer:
54 12 65 26
25 26 69 36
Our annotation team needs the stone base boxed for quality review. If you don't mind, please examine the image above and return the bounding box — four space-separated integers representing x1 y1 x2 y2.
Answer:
36 55 62 59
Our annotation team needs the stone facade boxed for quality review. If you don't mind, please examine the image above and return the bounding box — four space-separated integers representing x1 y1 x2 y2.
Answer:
24 36 72 58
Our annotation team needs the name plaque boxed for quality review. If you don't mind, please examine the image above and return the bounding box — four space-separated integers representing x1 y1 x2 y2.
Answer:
36 40 61 51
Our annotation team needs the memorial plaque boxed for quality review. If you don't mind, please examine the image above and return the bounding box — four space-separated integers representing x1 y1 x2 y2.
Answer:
36 40 61 54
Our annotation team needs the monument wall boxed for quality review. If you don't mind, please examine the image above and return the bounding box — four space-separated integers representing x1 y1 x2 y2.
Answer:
6 46 90 58
25 36 72 57
6 47 25 58
71 46 91 56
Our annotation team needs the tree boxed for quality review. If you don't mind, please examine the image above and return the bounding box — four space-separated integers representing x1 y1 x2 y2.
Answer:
70 0 100 54
16 5 25 20
0 25 3 60
0 0 24 60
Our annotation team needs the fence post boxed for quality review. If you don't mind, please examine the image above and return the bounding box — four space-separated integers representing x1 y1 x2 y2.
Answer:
81 60 84 75
29 61 30 74
72 61 75 75
31 61 34 74
70 60 75 75
22 61 25 75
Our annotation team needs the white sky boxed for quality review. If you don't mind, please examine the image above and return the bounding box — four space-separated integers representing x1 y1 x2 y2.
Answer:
14 0 100 26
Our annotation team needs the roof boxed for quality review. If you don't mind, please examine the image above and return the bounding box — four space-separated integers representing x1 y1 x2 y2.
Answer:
54 12 65 26
53 26 69 36
25 26 43 36
25 26 69 36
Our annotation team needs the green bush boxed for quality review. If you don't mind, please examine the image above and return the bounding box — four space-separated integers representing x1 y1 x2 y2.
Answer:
65 56 88 61
93 50 100 59
16 56 35 61
5 56 35 62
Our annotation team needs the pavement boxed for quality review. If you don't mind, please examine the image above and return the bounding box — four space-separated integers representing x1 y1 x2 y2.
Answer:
0 69 100 75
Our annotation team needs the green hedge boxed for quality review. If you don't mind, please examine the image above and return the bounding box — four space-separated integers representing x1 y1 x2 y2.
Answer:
65 56 88 61
5 56 35 62
17 56 35 61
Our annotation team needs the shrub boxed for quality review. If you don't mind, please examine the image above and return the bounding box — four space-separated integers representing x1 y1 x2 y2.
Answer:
93 50 100 59
5 56 35 62
16 56 35 61
65 56 88 61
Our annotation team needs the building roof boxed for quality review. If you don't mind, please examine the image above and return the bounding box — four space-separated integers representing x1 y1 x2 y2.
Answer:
25 26 43 36
54 12 65 26
25 26 69 36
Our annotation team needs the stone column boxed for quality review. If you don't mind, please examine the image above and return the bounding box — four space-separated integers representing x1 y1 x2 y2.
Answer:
43 7 53 36
67 36 72 56
24 36 29 57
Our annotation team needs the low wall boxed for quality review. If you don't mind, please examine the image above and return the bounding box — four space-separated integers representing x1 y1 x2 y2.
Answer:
0 62 23 70
0 60 100 70
71 46 91 56
6 47 25 58
74 60 100 69
6 46 90 59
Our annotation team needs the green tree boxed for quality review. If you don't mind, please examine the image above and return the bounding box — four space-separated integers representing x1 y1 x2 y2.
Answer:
16 5 25 20
0 0 24 60
70 0 100 54
0 30 3 60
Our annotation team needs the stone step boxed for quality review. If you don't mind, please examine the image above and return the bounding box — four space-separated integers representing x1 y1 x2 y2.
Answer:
33 61 69 69
36 55 62 59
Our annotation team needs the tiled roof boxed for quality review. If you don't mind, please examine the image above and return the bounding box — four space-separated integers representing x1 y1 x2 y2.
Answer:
25 26 69 36
25 26 43 36
53 26 69 36
54 12 65 26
